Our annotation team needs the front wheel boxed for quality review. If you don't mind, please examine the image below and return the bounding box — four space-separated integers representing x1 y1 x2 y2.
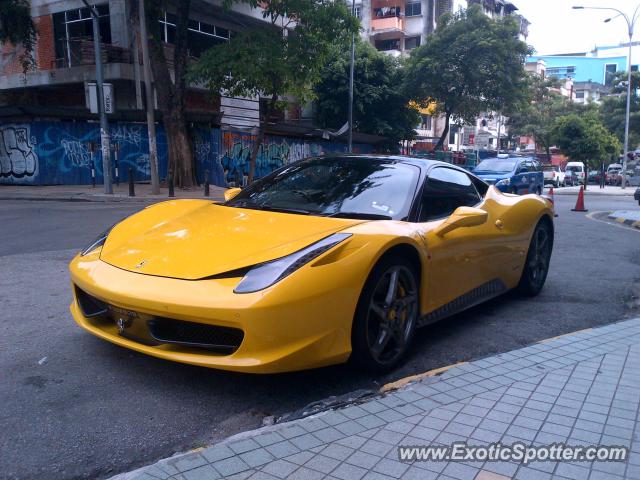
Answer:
351 256 419 372
517 220 553 297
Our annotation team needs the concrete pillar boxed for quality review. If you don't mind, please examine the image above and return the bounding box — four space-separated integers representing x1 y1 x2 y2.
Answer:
109 0 129 47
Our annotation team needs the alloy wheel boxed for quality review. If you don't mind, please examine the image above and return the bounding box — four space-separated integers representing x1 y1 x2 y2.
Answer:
528 226 551 289
366 266 418 365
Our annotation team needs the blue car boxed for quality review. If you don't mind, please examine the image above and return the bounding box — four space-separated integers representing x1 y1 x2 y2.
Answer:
472 155 544 195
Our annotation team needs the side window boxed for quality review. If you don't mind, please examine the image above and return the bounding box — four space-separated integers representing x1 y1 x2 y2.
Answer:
419 167 481 222
519 161 531 173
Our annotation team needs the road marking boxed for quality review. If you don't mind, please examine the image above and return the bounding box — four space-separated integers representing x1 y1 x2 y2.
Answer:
381 362 467 393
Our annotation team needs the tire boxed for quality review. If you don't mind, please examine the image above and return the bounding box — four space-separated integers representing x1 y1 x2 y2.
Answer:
536 186 542 195
351 255 419 372
517 219 553 297
511 187 518 195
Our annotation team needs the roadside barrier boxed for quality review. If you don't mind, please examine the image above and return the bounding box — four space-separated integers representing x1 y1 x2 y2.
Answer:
571 186 588 212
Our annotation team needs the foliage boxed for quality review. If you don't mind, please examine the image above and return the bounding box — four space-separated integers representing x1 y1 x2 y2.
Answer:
314 41 419 151
189 0 357 181
599 73 640 151
403 4 531 149
0 0 37 71
508 75 570 157
552 112 620 168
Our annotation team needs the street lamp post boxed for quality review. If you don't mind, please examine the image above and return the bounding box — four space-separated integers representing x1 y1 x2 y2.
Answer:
82 0 113 194
573 4 640 189
347 0 356 153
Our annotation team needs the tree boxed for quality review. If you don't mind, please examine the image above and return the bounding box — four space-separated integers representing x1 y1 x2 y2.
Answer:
403 4 530 150
600 71 640 151
189 0 357 182
0 0 37 71
553 113 620 169
140 0 197 188
314 41 419 151
508 75 568 158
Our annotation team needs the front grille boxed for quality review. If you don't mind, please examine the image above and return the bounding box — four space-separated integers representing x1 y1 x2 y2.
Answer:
148 318 244 354
75 287 108 318
74 285 243 354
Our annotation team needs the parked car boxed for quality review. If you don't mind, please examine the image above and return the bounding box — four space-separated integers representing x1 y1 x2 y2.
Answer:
472 155 544 195
68 155 555 372
543 165 565 188
623 172 640 187
565 162 586 185
588 170 599 184
564 170 577 186
635 187 640 205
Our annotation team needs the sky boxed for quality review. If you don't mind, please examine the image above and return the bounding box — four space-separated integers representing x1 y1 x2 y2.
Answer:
516 0 640 55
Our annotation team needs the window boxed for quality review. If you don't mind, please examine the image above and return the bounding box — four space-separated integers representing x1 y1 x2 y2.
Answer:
53 5 111 66
375 38 401 51
419 115 432 130
406 1 422 16
633 65 639 72
418 167 481 222
354 5 362 19
158 12 232 57
374 6 401 18
575 90 585 99
545 66 576 79
405 36 421 50
605 63 618 86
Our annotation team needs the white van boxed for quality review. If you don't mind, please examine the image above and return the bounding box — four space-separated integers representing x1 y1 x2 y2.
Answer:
565 162 586 184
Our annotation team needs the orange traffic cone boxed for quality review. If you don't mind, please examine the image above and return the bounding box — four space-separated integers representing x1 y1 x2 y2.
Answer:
571 186 588 212
548 187 558 217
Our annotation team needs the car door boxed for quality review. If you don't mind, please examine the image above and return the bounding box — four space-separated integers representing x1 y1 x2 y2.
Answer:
512 160 528 194
416 167 501 313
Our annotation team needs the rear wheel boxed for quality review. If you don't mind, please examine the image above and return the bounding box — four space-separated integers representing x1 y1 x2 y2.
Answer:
351 256 419 372
511 186 518 195
517 220 553 297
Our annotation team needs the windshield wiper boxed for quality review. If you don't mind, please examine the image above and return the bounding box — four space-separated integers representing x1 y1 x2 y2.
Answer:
327 212 392 220
228 200 311 215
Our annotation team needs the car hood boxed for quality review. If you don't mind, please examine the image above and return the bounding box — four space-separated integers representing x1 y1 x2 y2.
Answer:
474 172 511 183
100 201 363 280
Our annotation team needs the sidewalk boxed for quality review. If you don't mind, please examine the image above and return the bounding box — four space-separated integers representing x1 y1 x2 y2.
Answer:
114 318 640 480
608 210 640 230
0 183 226 203
551 185 636 196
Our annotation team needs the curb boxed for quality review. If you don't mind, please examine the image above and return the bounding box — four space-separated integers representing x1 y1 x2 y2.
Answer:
607 213 640 229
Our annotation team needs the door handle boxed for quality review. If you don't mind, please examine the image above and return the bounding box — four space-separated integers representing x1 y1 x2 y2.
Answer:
495 219 504 229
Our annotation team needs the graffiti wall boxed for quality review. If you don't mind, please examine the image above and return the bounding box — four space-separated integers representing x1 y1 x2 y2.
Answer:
0 121 372 186
220 131 372 186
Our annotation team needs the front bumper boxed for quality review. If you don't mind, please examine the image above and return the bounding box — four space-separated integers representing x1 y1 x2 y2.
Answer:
69 253 364 373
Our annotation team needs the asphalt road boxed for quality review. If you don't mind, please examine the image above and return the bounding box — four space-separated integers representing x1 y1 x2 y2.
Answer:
2 195 640 480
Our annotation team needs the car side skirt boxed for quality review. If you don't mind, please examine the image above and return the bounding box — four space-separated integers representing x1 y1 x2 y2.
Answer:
418 279 508 328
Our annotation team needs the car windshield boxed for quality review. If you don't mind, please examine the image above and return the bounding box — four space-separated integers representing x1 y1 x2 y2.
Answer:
225 157 420 221
566 166 582 172
543 166 558 172
474 158 518 174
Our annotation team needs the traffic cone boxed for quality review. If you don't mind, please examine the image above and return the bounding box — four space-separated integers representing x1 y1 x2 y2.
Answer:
548 187 558 217
571 186 588 212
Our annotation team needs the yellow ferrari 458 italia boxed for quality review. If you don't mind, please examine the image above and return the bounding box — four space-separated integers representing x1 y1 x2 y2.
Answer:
69 155 554 373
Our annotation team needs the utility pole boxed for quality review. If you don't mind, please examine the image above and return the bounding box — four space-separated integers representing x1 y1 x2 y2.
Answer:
138 0 160 194
82 0 112 194
573 4 640 189
347 0 356 153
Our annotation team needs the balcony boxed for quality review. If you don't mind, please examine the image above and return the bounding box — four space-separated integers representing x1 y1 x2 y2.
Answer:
371 16 405 32
53 38 131 69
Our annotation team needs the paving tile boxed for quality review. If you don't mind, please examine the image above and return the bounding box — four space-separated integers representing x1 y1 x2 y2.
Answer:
372 458 409 478
555 462 592 480
265 441 300 458
260 459 299 478
330 462 367 480
408 425 439 442
213 456 251 477
182 465 220 480
304 454 340 474
240 448 276 468
285 467 324 480
170 453 208 473
229 439 262 455
202 445 236 463
321 444 355 461
346 450 380 470
289 434 323 451
444 422 475 437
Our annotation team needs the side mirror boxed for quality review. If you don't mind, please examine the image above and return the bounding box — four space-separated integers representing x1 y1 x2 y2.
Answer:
434 207 488 237
224 187 242 202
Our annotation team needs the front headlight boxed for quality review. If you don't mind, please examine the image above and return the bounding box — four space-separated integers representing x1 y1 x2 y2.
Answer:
496 178 510 186
80 225 114 256
234 233 352 294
